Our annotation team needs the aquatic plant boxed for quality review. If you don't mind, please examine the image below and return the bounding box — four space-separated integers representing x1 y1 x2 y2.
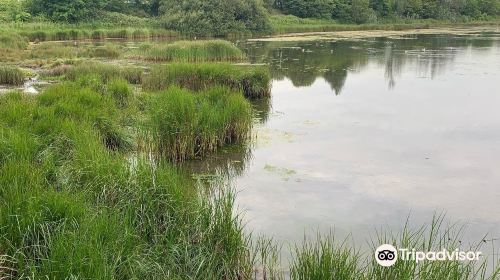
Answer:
107 78 132 108
142 63 271 99
0 66 25 86
91 44 121 59
0 87 254 279
289 215 500 280
143 40 246 62
145 86 252 161
66 62 143 84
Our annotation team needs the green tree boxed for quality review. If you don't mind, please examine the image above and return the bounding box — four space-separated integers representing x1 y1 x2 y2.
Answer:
478 0 499 15
369 0 391 17
333 0 353 22
27 0 105 22
160 0 270 36
281 0 336 19
351 0 376 22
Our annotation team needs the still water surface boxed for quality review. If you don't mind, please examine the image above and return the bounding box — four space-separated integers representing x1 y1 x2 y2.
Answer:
200 33 500 248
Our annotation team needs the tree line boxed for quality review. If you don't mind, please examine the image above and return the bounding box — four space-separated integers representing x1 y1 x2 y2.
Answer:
1 0 498 34
271 0 499 23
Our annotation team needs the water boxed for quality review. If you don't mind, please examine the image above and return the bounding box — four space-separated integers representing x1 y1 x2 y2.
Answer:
214 32 500 249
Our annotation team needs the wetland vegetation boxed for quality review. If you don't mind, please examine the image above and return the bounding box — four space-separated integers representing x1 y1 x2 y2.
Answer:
1 0 500 279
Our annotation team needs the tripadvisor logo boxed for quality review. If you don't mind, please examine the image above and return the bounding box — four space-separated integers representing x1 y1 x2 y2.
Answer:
375 244 482 267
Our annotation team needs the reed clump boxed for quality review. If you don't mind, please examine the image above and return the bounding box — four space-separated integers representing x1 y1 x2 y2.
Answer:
0 66 25 85
288 215 500 280
145 86 252 162
142 63 271 99
66 62 143 84
143 40 246 62
10 26 178 42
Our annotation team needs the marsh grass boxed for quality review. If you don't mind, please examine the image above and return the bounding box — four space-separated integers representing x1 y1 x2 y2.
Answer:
0 34 29 62
0 87 256 278
143 63 271 99
107 78 132 108
289 215 500 280
2 24 178 42
269 15 500 34
145 86 252 162
0 66 25 85
66 62 143 84
29 42 122 60
142 40 246 62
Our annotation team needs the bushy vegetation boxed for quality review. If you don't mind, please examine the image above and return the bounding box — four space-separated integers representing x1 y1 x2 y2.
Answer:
1 0 499 38
143 63 271 99
159 0 271 36
0 65 25 85
272 0 499 24
142 40 246 62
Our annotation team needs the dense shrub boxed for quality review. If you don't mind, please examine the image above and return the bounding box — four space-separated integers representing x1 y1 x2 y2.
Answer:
27 0 106 22
159 0 271 36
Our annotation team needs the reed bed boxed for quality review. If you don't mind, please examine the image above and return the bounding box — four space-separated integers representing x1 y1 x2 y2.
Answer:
29 42 122 60
142 40 246 62
0 66 25 85
269 15 500 35
0 34 28 62
145 86 252 162
66 62 143 84
5 27 178 42
143 63 271 99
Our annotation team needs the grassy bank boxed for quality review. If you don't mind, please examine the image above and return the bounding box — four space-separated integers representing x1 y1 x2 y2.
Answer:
0 21 177 42
269 15 500 35
143 63 271 99
0 74 255 278
141 40 246 62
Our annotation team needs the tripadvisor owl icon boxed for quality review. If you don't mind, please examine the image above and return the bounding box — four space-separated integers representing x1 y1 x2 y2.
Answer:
375 244 398 267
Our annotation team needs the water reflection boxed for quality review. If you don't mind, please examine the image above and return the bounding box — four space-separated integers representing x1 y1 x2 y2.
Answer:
223 32 500 249
238 33 500 93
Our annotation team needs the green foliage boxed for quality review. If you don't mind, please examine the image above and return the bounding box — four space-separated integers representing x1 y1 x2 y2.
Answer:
281 0 336 19
0 0 31 22
159 0 271 36
275 0 499 22
26 0 106 23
